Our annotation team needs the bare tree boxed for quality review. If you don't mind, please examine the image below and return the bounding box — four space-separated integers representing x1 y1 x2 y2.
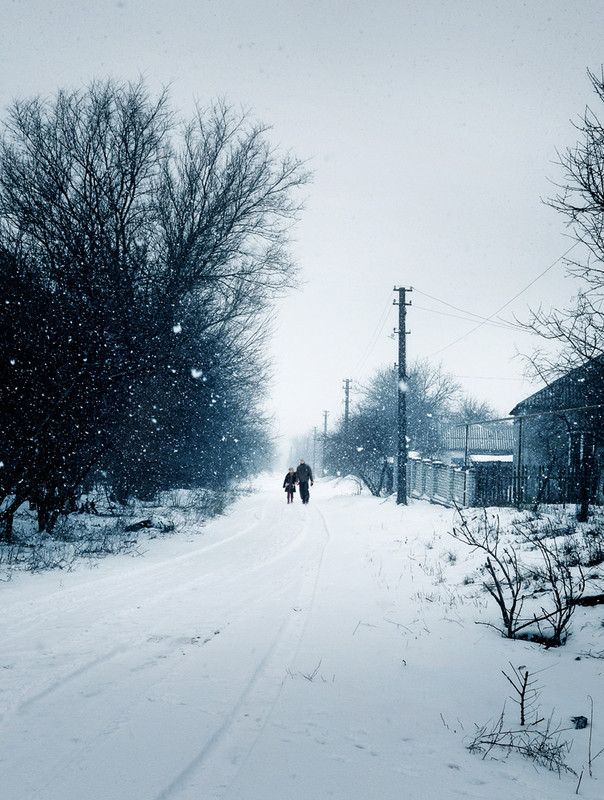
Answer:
523 68 604 373
520 68 604 520
0 80 308 533
450 394 498 425
327 360 463 493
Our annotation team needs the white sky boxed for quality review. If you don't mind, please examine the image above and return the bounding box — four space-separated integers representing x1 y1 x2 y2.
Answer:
2 0 604 445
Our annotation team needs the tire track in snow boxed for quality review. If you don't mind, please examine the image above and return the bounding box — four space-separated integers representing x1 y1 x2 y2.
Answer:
16 643 129 713
2 502 280 639
151 504 331 800
1 495 310 721
1 493 328 800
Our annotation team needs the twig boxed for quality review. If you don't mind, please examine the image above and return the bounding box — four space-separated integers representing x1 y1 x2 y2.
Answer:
589 694 594 778
576 768 583 795
300 660 322 681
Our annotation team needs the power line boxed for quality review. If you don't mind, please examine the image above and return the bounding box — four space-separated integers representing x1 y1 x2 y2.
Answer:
352 290 395 375
412 303 521 331
448 402 604 428
413 288 514 326
424 239 582 357
454 374 527 381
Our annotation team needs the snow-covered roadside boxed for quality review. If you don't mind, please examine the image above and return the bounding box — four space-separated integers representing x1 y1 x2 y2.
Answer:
1 476 603 799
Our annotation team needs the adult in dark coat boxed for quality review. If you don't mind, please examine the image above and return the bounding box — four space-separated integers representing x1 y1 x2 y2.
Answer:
296 459 314 504
283 468 297 504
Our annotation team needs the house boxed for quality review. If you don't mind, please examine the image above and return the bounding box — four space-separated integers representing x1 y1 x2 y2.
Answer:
438 422 514 467
509 359 604 505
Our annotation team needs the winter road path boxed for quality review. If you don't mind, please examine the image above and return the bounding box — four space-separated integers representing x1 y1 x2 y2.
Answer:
0 480 329 800
3 479 591 800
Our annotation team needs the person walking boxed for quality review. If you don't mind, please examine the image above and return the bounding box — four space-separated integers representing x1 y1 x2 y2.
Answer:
296 459 314 504
283 467 297 504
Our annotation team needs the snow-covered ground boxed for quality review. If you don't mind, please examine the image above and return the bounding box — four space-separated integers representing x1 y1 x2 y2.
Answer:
2 475 604 800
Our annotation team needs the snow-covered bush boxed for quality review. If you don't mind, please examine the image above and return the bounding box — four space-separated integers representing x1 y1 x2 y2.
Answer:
452 508 587 646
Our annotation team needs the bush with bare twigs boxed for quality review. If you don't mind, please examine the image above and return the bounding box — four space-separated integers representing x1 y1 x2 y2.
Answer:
452 508 586 646
467 666 576 776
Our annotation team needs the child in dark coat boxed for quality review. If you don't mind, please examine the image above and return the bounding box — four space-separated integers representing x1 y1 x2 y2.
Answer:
283 468 297 504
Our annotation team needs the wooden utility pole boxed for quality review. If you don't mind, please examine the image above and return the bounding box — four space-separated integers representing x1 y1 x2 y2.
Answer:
343 379 352 436
394 286 412 504
322 410 329 475
515 416 523 508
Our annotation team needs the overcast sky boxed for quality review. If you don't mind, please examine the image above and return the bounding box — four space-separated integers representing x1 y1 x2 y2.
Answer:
3 0 604 450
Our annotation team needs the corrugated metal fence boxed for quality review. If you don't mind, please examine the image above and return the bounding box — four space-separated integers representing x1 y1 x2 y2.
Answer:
407 458 475 506
407 458 601 507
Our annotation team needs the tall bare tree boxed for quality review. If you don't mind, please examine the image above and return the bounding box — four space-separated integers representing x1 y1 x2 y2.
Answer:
521 68 604 519
0 80 308 535
525 68 604 372
327 360 464 494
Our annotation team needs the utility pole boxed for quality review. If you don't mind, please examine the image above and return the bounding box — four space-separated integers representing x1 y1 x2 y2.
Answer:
312 426 318 470
394 286 412 504
342 379 352 437
322 410 329 475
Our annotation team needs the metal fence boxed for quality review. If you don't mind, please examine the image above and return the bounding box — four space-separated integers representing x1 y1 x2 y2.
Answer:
407 458 474 506
512 464 599 506
406 458 602 508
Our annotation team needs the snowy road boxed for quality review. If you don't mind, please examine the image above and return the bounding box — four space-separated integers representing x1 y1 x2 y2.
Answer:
2 477 602 799
2 483 332 800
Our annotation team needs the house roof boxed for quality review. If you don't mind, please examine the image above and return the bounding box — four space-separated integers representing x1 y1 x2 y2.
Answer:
440 423 514 453
470 454 513 462
510 358 604 416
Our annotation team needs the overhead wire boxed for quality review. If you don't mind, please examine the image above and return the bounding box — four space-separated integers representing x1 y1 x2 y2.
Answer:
421 238 582 357
342 239 583 404
453 374 527 381
412 303 520 331
413 288 515 327
463 402 604 426
352 290 395 376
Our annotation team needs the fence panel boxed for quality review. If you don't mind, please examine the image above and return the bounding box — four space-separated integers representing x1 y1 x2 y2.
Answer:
407 458 471 506
406 458 602 508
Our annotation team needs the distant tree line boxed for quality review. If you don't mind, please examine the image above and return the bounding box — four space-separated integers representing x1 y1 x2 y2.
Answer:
325 360 496 496
0 79 308 538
